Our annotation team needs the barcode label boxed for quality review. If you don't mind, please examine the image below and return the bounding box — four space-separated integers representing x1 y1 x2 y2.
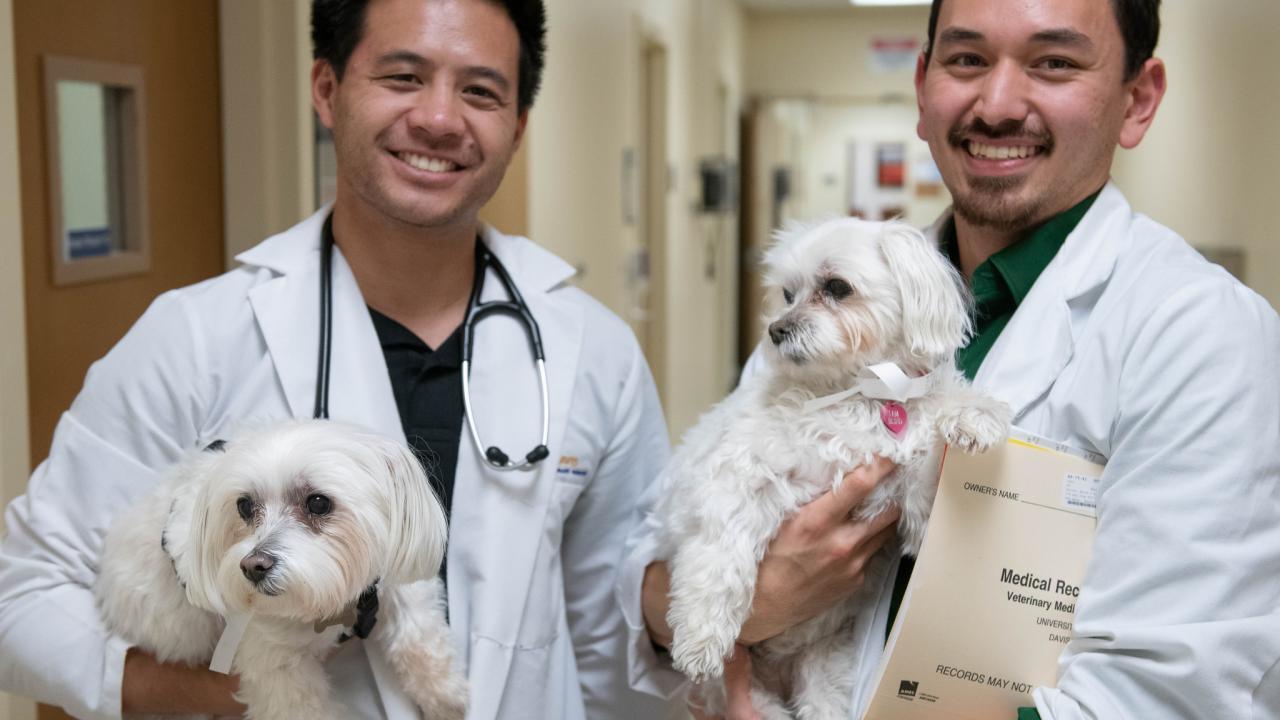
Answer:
1063 473 1100 513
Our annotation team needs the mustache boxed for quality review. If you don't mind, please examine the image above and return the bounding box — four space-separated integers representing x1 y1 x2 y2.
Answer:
948 118 1054 153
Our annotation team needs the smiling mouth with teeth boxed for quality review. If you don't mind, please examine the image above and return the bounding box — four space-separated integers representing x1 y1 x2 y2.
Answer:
964 141 1046 161
396 151 462 173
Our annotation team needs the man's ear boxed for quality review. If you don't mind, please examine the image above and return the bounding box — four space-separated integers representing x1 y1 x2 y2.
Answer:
512 110 529 151
312 59 338 129
1119 58 1167 150
914 52 929 141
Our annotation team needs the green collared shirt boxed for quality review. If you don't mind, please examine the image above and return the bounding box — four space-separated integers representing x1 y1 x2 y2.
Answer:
886 191 1101 720
946 190 1100 382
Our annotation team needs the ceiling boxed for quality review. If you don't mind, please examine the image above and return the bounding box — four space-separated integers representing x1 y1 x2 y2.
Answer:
739 0 931 9
739 0 853 9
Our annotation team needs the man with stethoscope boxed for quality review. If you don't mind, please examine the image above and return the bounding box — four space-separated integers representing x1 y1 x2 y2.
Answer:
0 1 678 718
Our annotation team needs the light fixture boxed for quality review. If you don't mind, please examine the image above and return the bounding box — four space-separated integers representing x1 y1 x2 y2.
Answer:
850 0 932 6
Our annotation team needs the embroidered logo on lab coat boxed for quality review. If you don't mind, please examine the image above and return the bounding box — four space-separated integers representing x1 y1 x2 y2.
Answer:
557 455 591 478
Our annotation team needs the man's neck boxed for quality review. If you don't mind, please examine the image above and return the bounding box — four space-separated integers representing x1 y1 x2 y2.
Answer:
951 216 1022 281
331 201 477 349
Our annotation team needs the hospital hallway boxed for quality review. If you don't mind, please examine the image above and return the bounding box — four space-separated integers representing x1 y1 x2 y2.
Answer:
1 1 1279 719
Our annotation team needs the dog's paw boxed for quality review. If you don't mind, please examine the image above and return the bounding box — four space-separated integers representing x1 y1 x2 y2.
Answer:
422 680 468 720
939 397 1010 454
672 635 731 684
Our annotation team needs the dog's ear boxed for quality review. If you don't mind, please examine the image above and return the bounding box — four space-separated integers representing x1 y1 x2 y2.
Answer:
378 440 448 585
177 453 230 614
878 221 971 361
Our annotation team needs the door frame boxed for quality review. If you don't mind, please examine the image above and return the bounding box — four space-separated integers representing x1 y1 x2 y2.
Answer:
0 15 37 720
638 34 669 403
0 0 33 539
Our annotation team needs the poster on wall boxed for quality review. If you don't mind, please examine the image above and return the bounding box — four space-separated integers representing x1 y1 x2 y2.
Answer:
869 37 920 74
876 143 906 189
914 154 945 197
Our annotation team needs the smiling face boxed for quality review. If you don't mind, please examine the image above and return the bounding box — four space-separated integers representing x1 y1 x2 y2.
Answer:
915 0 1164 232
312 0 526 233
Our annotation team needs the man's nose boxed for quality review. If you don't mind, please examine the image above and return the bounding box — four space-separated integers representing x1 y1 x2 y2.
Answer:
240 550 276 583
408 85 466 139
973 59 1031 127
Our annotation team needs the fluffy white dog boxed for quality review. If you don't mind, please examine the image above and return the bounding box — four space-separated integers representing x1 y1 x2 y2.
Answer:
656 218 1009 718
95 419 467 720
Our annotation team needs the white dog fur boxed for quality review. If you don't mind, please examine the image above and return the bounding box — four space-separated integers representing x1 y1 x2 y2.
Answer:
656 218 1010 718
95 419 467 720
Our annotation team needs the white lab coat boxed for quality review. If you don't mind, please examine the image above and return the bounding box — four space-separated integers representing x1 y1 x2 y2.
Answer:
0 208 678 720
621 182 1280 718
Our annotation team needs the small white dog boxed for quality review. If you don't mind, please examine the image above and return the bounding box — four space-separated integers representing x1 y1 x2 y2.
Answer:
656 218 1009 718
95 419 468 720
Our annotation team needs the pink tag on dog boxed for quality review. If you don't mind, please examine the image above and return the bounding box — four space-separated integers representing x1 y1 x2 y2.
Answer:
881 402 909 440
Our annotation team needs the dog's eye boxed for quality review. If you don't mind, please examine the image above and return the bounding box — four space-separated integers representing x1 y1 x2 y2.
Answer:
823 278 853 300
306 494 333 516
782 288 795 304
236 495 254 522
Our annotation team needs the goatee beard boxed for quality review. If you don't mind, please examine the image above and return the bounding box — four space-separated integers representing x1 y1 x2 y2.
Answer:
946 118 1053 232
953 175 1046 232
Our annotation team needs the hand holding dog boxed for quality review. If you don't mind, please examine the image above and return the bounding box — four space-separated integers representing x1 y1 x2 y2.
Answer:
739 456 900 645
643 457 898 651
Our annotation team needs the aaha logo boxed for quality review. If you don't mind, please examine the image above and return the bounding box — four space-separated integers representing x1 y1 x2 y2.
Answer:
556 455 590 478
897 680 919 699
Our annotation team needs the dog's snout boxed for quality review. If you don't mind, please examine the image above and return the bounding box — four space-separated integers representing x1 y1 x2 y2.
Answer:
769 319 793 346
240 551 276 583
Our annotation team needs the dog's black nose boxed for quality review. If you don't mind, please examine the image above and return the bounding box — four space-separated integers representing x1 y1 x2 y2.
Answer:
768 320 792 346
240 551 275 583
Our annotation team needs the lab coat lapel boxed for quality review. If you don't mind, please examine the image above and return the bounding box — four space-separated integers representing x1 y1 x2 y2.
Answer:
241 209 402 440
930 183 1127 420
447 227 581 717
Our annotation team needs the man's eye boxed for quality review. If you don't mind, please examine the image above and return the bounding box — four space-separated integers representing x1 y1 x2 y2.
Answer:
1039 57 1075 71
383 74 419 85
949 54 985 68
236 495 254 522
783 288 795 304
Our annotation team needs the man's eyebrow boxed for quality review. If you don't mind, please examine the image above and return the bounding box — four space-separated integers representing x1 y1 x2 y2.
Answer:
1029 28 1095 50
935 27 1095 51
373 50 428 68
461 66 512 93
936 27 985 45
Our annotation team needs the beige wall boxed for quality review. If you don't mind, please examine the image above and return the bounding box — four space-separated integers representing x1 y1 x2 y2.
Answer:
220 0 315 263
1112 0 1280 309
746 6 928 101
532 0 746 438
0 0 36 713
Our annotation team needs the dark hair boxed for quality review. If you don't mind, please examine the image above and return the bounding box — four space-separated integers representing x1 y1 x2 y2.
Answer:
923 0 1160 82
311 0 547 113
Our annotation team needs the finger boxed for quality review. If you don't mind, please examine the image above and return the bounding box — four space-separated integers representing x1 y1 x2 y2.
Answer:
852 503 902 538
848 522 899 575
722 646 758 720
819 456 895 522
687 685 719 720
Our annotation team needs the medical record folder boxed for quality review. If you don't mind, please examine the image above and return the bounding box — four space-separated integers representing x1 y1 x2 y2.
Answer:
862 430 1104 719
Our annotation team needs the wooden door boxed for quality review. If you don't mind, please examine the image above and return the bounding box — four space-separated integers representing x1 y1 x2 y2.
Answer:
12 1 224 717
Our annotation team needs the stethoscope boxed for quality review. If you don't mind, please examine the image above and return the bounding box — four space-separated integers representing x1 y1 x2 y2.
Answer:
316 225 551 471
